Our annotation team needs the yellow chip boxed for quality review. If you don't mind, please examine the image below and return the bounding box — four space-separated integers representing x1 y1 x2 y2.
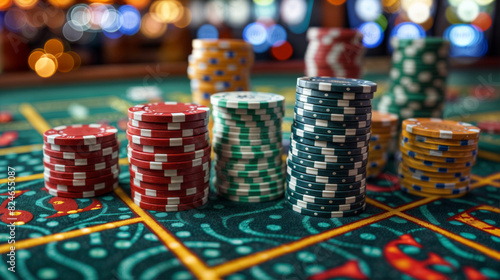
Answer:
402 118 480 140
400 140 477 157
192 39 252 50
399 145 476 163
399 163 471 179
401 130 477 147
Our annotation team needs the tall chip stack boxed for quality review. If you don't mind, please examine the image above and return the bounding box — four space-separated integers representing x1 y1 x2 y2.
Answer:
286 77 377 218
188 39 254 107
398 118 480 198
211 92 285 203
378 38 450 119
367 111 399 178
127 102 211 211
304 27 365 78
43 124 120 197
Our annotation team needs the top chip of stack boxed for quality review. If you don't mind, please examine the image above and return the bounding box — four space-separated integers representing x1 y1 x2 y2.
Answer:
188 39 254 107
304 27 365 79
398 118 480 198
43 124 120 198
367 111 399 179
127 102 211 211
211 91 285 203
378 37 450 120
286 77 377 218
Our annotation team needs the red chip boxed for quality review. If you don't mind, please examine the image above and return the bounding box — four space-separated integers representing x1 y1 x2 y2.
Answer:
128 102 210 123
44 124 118 145
0 131 18 146
0 111 13 123
477 121 500 134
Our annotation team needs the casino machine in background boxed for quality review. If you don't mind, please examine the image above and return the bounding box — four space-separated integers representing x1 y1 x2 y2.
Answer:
1 2 500 279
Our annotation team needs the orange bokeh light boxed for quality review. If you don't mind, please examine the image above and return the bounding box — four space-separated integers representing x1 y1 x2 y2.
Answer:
44 38 65 56
56 52 75 72
271 41 293 61
35 54 58 78
28 49 45 70
14 0 37 9
47 0 73 8
327 0 346 5
472 12 492 31
125 0 150 10
0 0 12 11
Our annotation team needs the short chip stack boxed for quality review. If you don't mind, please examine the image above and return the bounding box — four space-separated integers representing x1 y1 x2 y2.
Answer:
127 102 211 211
367 111 399 178
43 124 120 198
188 39 254 107
211 91 285 203
286 77 377 218
378 37 450 119
399 118 480 198
304 27 365 78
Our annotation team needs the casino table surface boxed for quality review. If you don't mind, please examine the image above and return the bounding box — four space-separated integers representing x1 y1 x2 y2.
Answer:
1 70 500 280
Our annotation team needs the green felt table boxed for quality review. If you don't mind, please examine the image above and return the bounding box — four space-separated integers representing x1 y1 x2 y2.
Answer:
0 71 500 280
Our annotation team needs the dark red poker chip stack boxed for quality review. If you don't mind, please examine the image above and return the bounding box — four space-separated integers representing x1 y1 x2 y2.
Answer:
304 27 365 78
43 124 120 198
127 102 211 212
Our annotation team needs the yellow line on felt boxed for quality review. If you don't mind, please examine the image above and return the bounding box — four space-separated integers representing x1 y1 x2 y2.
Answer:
0 217 142 254
19 103 51 135
395 211 500 261
212 197 437 277
114 187 218 280
0 144 43 156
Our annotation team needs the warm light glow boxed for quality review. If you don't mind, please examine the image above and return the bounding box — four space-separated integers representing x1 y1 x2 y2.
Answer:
35 54 58 78
472 12 492 31
327 0 345 5
382 0 399 13
174 7 191 28
13 0 37 9
151 0 182 23
140 13 167 38
457 0 480 22
56 52 75 72
125 0 150 10
0 0 13 11
271 41 293 60
47 0 73 9
67 51 81 70
28 49 45 70
44 38 65 56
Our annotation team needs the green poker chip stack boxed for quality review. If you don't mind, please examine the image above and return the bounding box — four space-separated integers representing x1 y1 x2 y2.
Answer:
210 91 286 202
377 37 450 120
286 77 377 218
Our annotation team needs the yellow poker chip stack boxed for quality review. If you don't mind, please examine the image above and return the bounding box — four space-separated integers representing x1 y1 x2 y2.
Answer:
367 111 398 178
188 39 254 106
398 118 481 198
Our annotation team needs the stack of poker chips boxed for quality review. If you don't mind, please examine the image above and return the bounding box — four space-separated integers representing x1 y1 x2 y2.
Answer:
286 77 377 218
367 111 399 178
378 37 450 119
398 118 480 198
127 102 211 211
304 27 365 78
43 124 120 198
188 39 254 107
211 91 285 203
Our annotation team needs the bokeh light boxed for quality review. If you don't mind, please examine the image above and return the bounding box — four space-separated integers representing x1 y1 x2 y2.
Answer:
28 49 45 70
359 22 383 48
445 24 487 57
407 1 431 24
119 5 141 35
56 52 74 72
243 22 268 45
0 0 13 11
44 38 64 56
456 0 479 22
35 54 58 78
141 13 167 39
391 22 426 39
227 0 251 27
472 12 492 31
355 0 382 22
174 7 191 28
327 0 346 5
271 41 293 60
267 24 287 47
13 0 37 9
47 0 73 9
280 0 307 26
255 0 278 20
197 24 218 39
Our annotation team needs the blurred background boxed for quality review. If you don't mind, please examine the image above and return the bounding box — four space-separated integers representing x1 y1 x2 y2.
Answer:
0 0 498 79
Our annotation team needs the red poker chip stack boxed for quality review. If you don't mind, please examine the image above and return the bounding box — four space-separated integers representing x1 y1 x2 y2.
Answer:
304 27 365 78
43 124 120 198
127 102 211 212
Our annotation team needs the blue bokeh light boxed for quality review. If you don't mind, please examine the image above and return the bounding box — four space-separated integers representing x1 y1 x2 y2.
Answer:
444 24 486 57
243 22 268 45
118 5 140 36
391 22 426 39
359 22 383 48
266 24 287 47
196 24 219 39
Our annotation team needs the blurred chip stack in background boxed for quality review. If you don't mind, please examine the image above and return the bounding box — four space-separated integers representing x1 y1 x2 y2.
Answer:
188 39 254 107
378 38 450 120
304 27 365 78
367 111 399 178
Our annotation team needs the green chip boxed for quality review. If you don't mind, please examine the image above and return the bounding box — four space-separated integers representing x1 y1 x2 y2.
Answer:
286 166 365 184
215 164 284 178
215 154 282 165
294 107 371 122
295 93 372 107
297 77 377 93
294 100 371 115
296 86 374 99
214 123 280 134
211 91 285 109
292 120 370 136
215 158 282 171
213 146 282 159
215 178 284 190
213 110 283 122
291 125 371 143
212 129 282 140
213 142 282 153
289 145 368 162
287 174 366 191
214 117 282 128
213 105 285 115
290 139 368 156
213 134 281 145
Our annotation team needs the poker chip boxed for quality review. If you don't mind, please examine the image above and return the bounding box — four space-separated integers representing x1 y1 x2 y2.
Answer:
43 143 119 159
128 102 209 123
477 121 500 134
367 111 399 178
43 151 118 166
43 140 118 153
378 37 450 119
211 91 285 202
44 164 119 180
44 124 118 145
44 169 119 186
43 157 119 172
128 102 211 211
189 39 253 106
398 118 479 197
44 182 118 198
286 77 375 217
